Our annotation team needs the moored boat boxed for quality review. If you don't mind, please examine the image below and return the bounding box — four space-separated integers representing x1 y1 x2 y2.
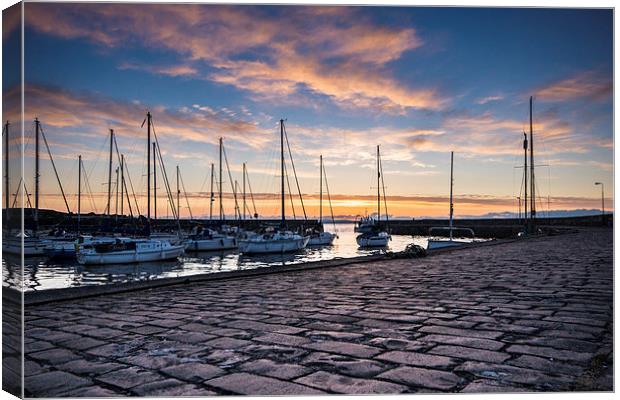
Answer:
307 154 338 247
238 231 308 254
356 230 391 247
76 237 185 265
3 232 46 256
185 227 237 251
238 119 308 254
356 145 391 248
426 152 475 250
308 231 337 246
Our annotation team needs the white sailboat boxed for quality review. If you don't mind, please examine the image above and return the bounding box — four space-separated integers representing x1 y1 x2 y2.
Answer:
185 226 237 251
356 145 391 247
427 152 474 250
76 112 184 265
308 155 337 246
77 237 184 265
238 119 308 254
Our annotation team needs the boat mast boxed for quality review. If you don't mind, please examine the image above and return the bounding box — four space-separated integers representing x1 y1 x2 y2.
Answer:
77 155 81 235
209 163 214 221
107 129 114 216
146 111 151 231
529 96 536 231
153 142 157 220
523 132 528 231
176 165 180 222
242 162 246 221
4 121 9 226
115 166 119 220
377 145 380 223
219 137 223 221
280 119 285 226
34 118 40 231
120 154 124 217
319 155 323 224
449 151 454 240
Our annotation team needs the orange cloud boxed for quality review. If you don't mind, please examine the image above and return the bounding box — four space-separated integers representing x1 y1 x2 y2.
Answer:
24 3 445 113
536 70 612 102
4 84 273 158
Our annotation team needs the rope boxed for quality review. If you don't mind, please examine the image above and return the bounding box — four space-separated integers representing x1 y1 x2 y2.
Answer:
39 126 71 213
245 165 259 218
322 161 337 232
178 167 194 220
283 123 307 220
222 144 241 220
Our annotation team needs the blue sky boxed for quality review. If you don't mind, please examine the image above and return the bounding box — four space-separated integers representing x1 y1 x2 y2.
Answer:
3 4 613 218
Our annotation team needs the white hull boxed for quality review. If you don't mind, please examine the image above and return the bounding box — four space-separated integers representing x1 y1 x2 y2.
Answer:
356 233 390 247
77 243 185 265
427 239 469 250
2 237 46 256
307 232 336 246
239 237 308 254
185 237 237 251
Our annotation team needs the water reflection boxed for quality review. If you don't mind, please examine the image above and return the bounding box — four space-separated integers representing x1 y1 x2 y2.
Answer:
4 224 430 292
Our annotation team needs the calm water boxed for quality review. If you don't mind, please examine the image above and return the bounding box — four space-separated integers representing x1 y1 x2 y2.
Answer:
3 224 430 292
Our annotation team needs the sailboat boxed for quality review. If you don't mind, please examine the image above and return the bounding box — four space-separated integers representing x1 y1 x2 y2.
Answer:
308 155 337 246
238 119 309 254
356 145 391 247
4 118 71 256
185 138 237 251
427 152 474 250
76 112 184 265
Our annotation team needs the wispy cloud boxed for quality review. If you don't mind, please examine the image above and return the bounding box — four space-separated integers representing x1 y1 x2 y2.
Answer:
476 95 504 105
119 62 199 78
535 70 612 102
24 3 446 113
7 84 273 157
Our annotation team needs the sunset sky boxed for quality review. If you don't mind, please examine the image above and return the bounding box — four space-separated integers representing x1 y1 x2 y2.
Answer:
2 4 613 219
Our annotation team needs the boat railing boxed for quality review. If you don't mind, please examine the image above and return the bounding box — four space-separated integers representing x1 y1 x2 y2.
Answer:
428 226 475 238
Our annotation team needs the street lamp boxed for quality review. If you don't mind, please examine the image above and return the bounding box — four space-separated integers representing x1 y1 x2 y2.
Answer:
594 182 605 224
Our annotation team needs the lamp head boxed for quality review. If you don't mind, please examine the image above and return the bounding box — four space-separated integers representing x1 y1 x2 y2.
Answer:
595 182 602 186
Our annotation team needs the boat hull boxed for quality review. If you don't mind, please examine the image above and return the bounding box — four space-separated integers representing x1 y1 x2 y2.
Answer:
238 237 308 254
77 244 185 265
356 234 390 247
307 232 336 246
185 237 237 251
44 243 77 259
426 239 469 250
2 237 47 256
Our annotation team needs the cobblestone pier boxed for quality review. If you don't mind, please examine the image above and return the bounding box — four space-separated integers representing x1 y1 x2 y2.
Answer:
23 228 613 396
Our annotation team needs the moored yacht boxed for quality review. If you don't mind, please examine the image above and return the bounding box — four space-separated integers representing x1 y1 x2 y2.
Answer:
356 230 391 247
238 119 309 254
308 231 337 246
3 232 47 256
426 152 475 250
356 145 391 248
185 226 237 251
76 237 185 265
308 155 338 246
238 230 308 254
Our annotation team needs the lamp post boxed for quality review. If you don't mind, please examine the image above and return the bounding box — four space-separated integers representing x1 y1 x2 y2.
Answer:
594 182 605 224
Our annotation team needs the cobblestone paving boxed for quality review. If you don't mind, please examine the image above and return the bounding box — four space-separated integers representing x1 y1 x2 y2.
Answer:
23 228 613 396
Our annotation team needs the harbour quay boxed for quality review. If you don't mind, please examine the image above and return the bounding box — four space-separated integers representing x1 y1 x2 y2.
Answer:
22 227 612 396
